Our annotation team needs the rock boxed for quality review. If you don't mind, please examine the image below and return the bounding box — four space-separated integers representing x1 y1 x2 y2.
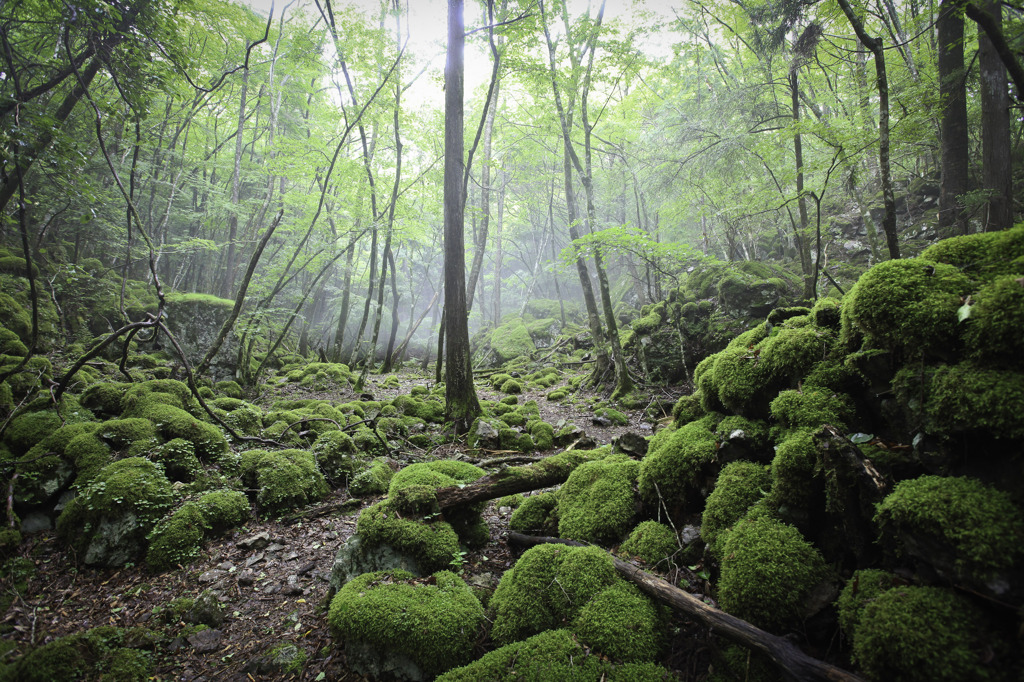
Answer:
19 512 52 533
198 569 226 583
14 457 74 507
612 432 649 458
83 513 146 567
187 628 223 654
237 570 255 586
327 533 424 596
245 643 307 676
266 542 287 553
186 590 226 628
591 416 612 428
470 419 502 450
159 294 237 380
237 531 271 550
553 423 584 447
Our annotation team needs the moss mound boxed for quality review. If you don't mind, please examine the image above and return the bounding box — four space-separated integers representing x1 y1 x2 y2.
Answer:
835 569 900 636
143 438 201 482
717 515 830 631
558 454 639 544
349 458 395 497
852 586 993 682
355 499 461 574
702 461 771 559
239 449 329 514
146 503 205 572
311 430 360 485
638 418 718 509
508 492 559 535
328 570 484 679
0 625 155 682
571 581 665 662
620 521 678 567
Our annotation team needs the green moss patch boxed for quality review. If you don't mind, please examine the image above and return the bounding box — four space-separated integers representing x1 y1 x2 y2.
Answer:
835 568 900 636
702 461 771 559
638 419 718 510
349 458 395 497
239 449 329 515
355 500 461 574
558 454 639 544
508 492 559 535
328 570 483 679
0 626 155 682
620 521 678 566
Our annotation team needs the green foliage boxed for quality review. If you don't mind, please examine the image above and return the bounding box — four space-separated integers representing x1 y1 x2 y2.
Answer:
702 461 771 559
143 438 200 482
717 516 830 631
508 492 559 535
239 449 328 515
620 521 678 566
146 503 205 572
0 626 155 682
558 454 640 544
852 586 993 682
835 569 899 636
327 570 484 678
355 500 461 574
874 475 1024 578
489 544 618 645
839 258 970 358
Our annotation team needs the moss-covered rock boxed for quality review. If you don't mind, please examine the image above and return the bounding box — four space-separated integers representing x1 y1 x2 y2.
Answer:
500 378 523 394
839 258 970 358
489 320 536 363
489 544 618 645
0 625 155 682
349 458 395 497
620 521 678 566
835 569 900 636
594 406 629 426
98 418 158 450
143 438 201 482
769 389 855 432
558 454 639 544
767 429 820 525
3 409 65 456
851 586 994 682
134 404 227 460
146 503 205 572
572 580 666 663
920 223 1024 281
194 489 249 532
717 516 831 631
328 570 483 680
436 628 673 681
311 430 361 485
239 449 329 515
508 492 559 535
874 475 1024 586
702 461 771 560
56 458 174 567
355 500 461 575
80 382 131 418
638 419 718 510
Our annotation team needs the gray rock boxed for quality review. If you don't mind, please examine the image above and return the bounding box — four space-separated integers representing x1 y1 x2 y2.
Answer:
186 590 226 628
345 641 427 682
613 432 649 458
327 533 424 596
83 512 145 567
15 457 74 507
237 531 271 550
19 512 52 533
187 628 223 654
469 419 501 450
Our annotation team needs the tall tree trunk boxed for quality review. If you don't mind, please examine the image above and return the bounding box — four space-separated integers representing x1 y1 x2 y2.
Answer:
938 0 970 237
837 0 901 259
221 68 249 299
493 173 506 323
977 0 1014 230
443 0 481 431
791 71 815 299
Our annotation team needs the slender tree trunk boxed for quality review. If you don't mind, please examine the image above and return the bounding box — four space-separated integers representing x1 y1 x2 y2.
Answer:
221 68 249 299
938 0 970 237
977 0 1014 230
443 0 481 430
791 71 814 299
493 174 506 323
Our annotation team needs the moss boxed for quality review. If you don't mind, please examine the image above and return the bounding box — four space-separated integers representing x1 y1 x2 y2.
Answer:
500 378 523 394
714 415 769 450
135 403 227 460
0 293 30 343
962 275 1024 369
194 489 249 532
508 492 559 535
241 448 329 514
546 388 567 401
802 359 862 393
351 425 386 457
835 569 900 636
489 544 618 644
0 328 28 356
671 392 705 425
1 626 155 682
893 362 1024 440
874 475 1024 578
80 382 131 417
222 403 263 436
489 372 513 389
389 461 487 546
852 586 993 682
620 521 678 566
528 421 555 450
64 431 113 485
699 345 762 414
702 461 771 559
121 379 199 417
594 407 629 426
3 409 64 456
839 258 970 357
56 458 174 566
638 419 718 509
436 628 672 681
143 438 200 482
767 428 818 516
98 418 158 449
146 503 205 572
490 320 536 363
355 500 461 573
496 493 524 509
921 223 1024 280
558 454 640 544
213 380 243 398
349 458 394 497
310 431 360 485
572 581 665 662
769 389 854 431
717 515 830 631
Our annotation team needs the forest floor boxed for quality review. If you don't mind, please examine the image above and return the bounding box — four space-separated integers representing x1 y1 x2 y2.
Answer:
0 368 710 681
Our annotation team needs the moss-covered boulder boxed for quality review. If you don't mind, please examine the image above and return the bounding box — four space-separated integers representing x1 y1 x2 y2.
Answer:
311 430 361 485
558 454 639 544
56 458 174 567
489 319 536 363
620 520 678 567
701 461 771 559
851 586 995 682
0 625 156 682
638 418 718 510
349 458 396 497
835 568 900 636
328 570 484 680
508 491 559 535
159 293 237 379
349 499 461 576
145 503 205 572
874 475 1024 592
239 449 328 515
436 629 673 681
717 515 832 632
142 438 201 482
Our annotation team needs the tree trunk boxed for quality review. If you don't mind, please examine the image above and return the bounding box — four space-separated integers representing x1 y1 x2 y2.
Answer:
443 0 481 432
435 452 590 509
977 0 1014 231
938 0 970 237
221 67 249 299
791 71 815 299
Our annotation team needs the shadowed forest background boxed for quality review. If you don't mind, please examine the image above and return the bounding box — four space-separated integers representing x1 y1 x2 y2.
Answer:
0 0 1022 680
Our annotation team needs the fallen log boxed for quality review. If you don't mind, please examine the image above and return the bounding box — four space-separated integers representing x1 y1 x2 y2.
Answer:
507 532 865 682
435 450 591 510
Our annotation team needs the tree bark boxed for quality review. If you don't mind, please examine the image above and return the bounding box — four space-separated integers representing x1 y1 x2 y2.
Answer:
435 452 590 510
443 0 481 432
977 0 1014 231
937 0 970 237
506 532 867 682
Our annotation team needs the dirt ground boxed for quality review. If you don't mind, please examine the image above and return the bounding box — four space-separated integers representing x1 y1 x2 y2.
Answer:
0 370 714 681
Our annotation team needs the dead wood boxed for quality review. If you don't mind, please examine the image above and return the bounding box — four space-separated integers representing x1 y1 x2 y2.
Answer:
435 451 587 509
506 532 866 682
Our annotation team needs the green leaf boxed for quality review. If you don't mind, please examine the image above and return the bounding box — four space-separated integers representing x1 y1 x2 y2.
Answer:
849 433 873 444
957 301 972 323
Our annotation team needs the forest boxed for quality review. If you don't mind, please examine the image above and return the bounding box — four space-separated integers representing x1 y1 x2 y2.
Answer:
0 0 1022 679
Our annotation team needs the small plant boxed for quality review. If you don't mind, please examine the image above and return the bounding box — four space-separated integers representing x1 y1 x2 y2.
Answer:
450 550 469 570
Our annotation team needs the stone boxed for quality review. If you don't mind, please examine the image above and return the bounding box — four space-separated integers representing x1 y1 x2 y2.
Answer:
19 512 52 533
237 531 271 550
612 432 649 458
187 628 223 654
83 513 144 567
327 533 424 596
470 419 501 450
186 590 226 627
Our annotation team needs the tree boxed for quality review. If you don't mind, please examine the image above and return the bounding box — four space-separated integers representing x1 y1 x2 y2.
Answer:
977 0 1013 231
937 0 969 237
444 0 481 431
